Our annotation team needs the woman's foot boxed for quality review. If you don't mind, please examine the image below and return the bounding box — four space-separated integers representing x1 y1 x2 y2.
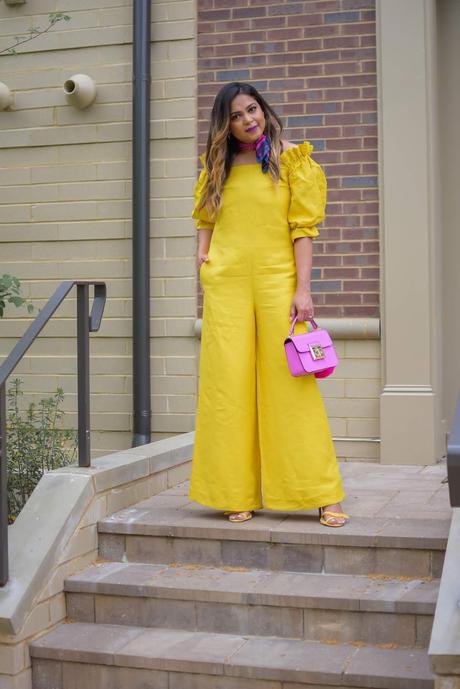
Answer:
319 503 349 528
224 510 253 523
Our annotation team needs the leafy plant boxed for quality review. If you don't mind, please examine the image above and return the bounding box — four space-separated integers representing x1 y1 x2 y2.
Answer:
6 378 77 523
0 12 71 56
0 274 33 317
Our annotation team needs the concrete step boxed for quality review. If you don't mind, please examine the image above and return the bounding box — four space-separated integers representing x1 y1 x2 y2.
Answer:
97 493 449 578
65 561 438 647
30 622 434 689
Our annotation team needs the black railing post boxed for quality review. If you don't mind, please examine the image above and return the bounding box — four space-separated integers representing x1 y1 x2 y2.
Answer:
0 383 8 586
77 284 90 467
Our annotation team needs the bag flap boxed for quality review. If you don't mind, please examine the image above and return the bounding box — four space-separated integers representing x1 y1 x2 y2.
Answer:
285 329 333 353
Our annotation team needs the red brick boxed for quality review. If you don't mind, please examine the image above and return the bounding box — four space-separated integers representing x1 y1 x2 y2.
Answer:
342 149 376 162
315 306 341 317
316 228 341 240
325 113 360 125
326 163 361 176
342 74 376 86
268 2 304 14
280 103 305 115
362 294 379 304
249 40 285 53
342 306 378 316
362 240 379 252
215 19 250 31
344 279 379 291
343 99 377 112
324 87 361 100
286 13 324 27
343 227 378 240
199 9 231 20
277 81 306 92
342 21 375 35
233 30 267 42
252 66 286 78
326 138 362 150
303 24 339 37
343 254 378 266
362 60 377 72
303 126 341 138
198 45 215 57
302 49 341 62
199 32 233 46
308 102 341 114
363 136 378 148
326 241 361 253
199 57 229 69
323 36 360 48
362 189 378 200
342 0 375 9
267 52 303 65
314 255 343 267
362 86 377 98
256 16 287 29
304 0 341 10
233 5 267 17
325 293 363 304
341 215 362 227
267 28 303 40
325 61 361 74
361 267 380 279
362 163 378 175
233 54 266 66
215 43 250 55
288 38 324 51
306 76 341 88
361 9 376 20
327 189 362 201
323 267 360 278
340 47 376 60
360 34 376 47
313 151 341 164
217 0 248 6
342 124 376 136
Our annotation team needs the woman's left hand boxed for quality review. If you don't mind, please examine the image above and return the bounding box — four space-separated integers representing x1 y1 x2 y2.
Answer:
290 289 314 323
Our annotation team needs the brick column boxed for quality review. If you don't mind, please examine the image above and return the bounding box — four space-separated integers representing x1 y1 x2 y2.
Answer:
377 0 444 464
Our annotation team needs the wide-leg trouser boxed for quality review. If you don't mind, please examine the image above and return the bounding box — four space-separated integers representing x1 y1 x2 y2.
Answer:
189 267 345 512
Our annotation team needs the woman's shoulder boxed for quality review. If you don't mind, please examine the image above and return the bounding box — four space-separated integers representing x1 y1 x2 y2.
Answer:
280 139 316 173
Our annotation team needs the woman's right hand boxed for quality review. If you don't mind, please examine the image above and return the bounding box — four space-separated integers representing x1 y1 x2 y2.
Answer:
197 253 209 269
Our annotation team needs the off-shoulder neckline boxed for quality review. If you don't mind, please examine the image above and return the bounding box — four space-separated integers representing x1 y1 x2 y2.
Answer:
201 140 314 168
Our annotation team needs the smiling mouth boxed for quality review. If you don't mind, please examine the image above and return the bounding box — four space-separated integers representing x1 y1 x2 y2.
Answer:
245 125 258 133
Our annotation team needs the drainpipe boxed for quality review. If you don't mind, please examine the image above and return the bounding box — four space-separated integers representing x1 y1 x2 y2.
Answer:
132 0 151 446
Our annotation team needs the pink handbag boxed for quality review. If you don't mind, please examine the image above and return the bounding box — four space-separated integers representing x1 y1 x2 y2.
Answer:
284 317 338 378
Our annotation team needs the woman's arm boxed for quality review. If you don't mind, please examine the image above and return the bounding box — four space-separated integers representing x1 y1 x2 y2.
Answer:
197 228 213 267
290 236 314 322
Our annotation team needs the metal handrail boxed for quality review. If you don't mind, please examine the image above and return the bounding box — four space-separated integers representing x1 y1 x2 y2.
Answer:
447 391 460 507
0 280 106 586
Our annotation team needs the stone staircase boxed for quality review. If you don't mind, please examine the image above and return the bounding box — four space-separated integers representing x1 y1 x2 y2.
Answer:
30 477 450 689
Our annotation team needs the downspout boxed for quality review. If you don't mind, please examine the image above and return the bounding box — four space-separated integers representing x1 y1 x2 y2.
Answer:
132 0 151 446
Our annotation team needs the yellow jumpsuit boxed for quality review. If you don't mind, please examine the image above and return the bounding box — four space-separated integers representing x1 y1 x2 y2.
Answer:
189 141 345 512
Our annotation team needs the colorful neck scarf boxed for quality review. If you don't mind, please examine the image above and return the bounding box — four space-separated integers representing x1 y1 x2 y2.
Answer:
239 134 271 173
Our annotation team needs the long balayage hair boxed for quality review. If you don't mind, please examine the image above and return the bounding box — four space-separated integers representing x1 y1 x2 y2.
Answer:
198 82 284 220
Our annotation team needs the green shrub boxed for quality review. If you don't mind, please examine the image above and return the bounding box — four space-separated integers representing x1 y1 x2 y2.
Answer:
0 274 33 317
7 379 77 523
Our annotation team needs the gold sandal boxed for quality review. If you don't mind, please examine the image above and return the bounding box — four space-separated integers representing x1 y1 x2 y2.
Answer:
224 511 253 523
319 508 349 528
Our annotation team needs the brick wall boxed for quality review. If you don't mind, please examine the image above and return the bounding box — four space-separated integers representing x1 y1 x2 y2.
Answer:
197 0 378 318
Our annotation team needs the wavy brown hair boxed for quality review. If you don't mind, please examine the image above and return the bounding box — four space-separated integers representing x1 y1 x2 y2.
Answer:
198 82 284 220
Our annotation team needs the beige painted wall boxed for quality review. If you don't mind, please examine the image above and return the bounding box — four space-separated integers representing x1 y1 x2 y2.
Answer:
438 0 460 428
0 0 198 455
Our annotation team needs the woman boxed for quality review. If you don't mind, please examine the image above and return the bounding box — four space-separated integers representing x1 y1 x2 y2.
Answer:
189 82 348 528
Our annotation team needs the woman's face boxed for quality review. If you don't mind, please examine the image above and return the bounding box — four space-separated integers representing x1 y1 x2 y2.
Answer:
228 93 266 143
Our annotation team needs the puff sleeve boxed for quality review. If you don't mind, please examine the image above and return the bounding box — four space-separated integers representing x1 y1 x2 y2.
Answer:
284 141 327 242
192 154 214 231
